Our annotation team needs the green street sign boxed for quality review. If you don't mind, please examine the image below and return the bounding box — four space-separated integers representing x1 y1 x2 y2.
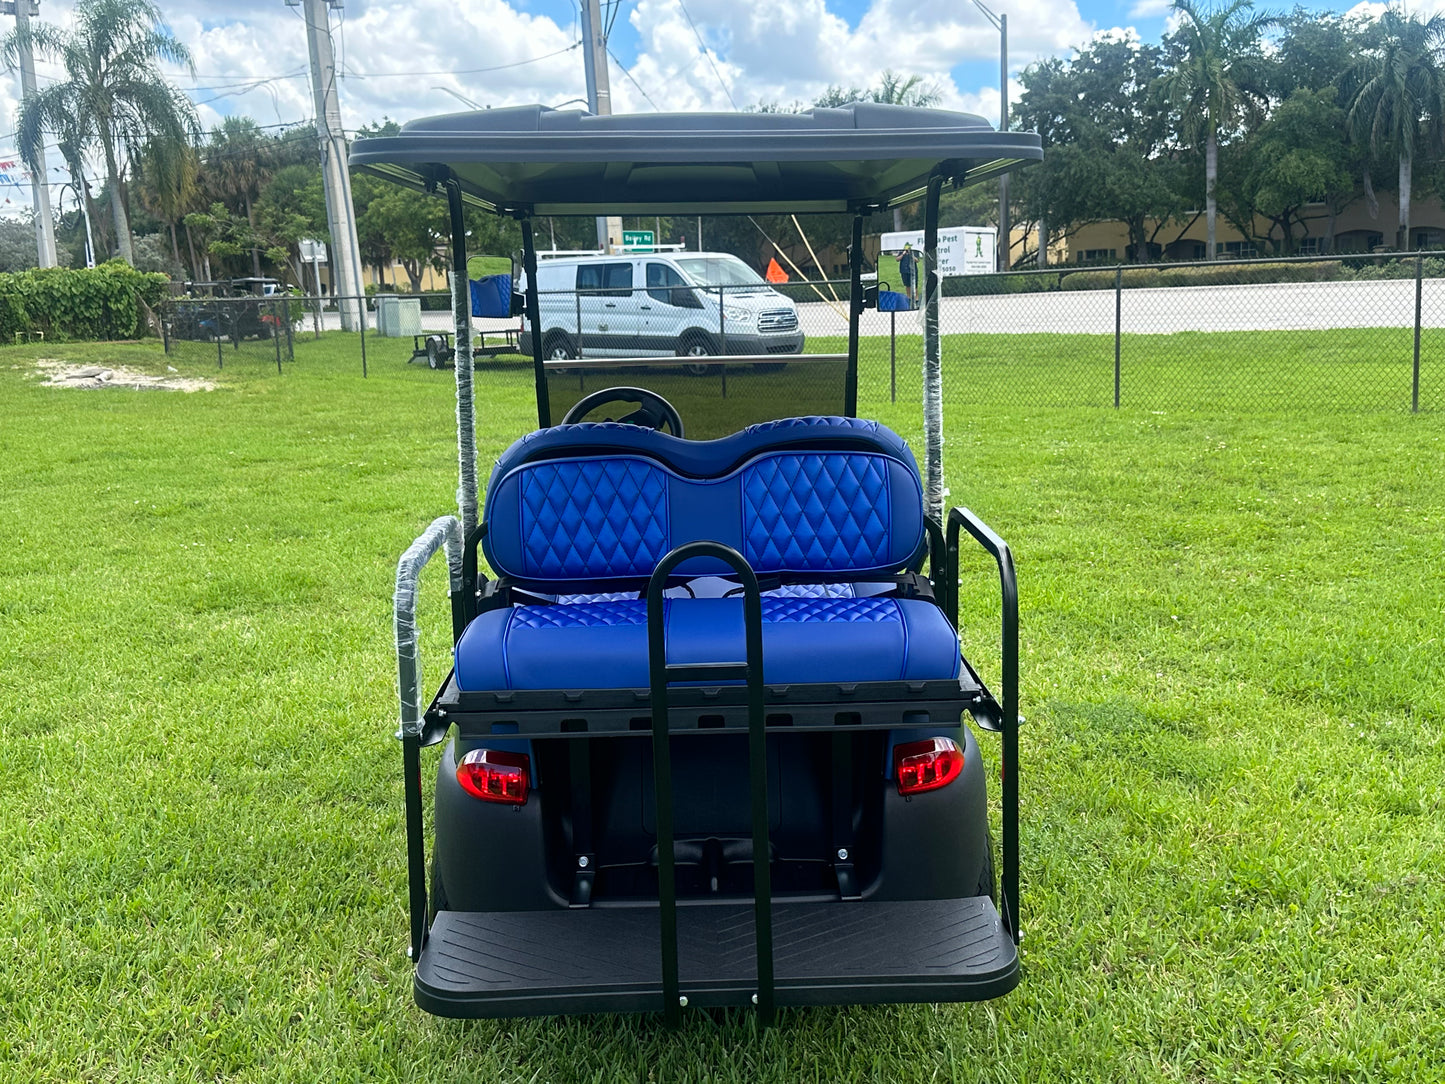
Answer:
621 230 654 252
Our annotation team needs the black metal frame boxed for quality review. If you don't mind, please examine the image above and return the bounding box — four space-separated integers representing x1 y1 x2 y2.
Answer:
646 541 773 1025
946 507 1020 943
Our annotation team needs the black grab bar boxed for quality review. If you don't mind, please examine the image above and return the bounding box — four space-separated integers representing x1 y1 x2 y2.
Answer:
646 542 774 1025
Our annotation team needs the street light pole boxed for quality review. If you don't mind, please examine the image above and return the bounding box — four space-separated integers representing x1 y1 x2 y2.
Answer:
971 0 1009 272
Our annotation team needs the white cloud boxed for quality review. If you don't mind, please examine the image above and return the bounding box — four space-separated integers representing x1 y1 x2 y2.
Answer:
2 0 1097 221
615 0 1091 114
1127 0 1173 19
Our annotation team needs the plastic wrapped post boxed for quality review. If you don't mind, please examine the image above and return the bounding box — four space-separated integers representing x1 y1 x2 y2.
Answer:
394 515 464 737
922 175 945 524
446 179 479 538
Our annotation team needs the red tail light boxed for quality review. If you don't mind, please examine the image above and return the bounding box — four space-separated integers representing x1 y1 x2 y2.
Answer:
456 749 530 804
894 737 964 795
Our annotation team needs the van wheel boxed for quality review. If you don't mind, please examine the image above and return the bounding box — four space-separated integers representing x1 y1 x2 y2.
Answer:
679 331 722 375
543 332 577 360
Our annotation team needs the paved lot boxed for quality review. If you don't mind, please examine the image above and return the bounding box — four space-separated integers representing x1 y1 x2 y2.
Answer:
318 276 1445 339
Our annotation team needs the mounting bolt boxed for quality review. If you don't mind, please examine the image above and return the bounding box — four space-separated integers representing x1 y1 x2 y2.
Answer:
836 848 848 861
577 855 589 868
678 996 688 1008
751 993 759 1005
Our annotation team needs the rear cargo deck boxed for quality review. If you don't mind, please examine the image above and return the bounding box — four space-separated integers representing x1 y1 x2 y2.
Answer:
416 895 1018 1017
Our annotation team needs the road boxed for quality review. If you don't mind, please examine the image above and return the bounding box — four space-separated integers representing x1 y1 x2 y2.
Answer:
312 276 1445 339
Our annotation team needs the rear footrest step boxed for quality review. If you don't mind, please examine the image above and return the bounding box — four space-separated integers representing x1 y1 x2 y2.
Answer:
415 896 1018 1017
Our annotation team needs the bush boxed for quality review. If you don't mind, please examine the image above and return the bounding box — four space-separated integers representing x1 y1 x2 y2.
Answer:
0 274 29 341
1 261 170 341
1059 260 1346 291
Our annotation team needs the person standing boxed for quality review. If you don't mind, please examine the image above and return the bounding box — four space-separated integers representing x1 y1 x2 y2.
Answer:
897 242 920 308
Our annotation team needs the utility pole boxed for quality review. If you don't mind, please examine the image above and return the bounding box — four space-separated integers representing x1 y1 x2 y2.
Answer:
296 0 364 329
4 1 57 268
579 0 621 252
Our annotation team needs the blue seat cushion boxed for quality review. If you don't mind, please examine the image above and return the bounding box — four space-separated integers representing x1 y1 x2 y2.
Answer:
454 596 961 691
481 416 926 590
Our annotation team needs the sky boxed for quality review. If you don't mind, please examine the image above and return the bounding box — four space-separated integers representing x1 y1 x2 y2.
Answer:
0 0 1415 217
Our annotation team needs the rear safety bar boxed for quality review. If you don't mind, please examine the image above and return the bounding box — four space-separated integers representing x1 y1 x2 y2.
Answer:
646 542 774 1026
394 515 465 965
945 507 1020 946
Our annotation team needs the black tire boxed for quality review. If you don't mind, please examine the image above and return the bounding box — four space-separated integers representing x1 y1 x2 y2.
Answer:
543 331 577 360
679 330 722 375
425 336 444 369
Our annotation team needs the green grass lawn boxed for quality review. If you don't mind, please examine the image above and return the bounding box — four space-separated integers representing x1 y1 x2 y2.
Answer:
2 333 1443 1082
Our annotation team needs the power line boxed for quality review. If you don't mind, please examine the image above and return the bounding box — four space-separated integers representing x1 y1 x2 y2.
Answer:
676 0 737 109
338 42 581 79
608 47 660 111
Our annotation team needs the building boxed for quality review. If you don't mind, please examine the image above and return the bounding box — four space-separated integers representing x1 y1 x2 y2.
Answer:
1038 194 1445 266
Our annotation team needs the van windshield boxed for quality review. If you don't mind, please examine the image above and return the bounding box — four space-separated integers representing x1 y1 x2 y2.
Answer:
674 256 766 288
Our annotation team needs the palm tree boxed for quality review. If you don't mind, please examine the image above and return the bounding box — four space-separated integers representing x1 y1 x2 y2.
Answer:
3 0 199 266
1158 0 1276 259
204 117 274 277
135 136 200 272
1343 9 1445 251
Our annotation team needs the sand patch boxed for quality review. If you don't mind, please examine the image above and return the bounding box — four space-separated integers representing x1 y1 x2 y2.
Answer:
33 359 214 392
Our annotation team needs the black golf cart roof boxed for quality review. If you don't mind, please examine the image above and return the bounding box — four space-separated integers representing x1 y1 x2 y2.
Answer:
349 103 1042 215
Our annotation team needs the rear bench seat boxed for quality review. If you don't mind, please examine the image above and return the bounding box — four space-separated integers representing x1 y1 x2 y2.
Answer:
454 416 961 691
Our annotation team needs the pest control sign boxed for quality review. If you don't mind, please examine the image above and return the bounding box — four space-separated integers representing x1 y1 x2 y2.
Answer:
880 228 997 276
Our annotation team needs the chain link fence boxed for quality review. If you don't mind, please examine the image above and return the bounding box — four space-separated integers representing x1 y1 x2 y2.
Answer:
916 251 1441 414
159 253 1442 414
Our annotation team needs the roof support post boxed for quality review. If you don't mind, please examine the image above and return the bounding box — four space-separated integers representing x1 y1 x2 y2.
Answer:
845 212 865 417
922 175 945 524
520 216 550 426
446 178 479 538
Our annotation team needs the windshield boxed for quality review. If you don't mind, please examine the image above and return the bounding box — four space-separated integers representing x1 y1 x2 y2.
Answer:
674 256 766 288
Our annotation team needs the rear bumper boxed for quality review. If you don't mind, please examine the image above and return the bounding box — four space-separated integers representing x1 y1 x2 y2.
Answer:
416 895 1018 1018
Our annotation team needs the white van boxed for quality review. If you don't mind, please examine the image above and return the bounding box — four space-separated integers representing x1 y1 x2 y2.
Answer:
518 251 803 369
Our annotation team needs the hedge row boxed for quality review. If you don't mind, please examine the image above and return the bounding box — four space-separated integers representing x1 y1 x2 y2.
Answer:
1058 260 1348 292
0 262 171 343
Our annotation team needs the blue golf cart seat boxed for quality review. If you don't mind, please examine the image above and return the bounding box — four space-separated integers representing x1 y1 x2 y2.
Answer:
454 416 960 692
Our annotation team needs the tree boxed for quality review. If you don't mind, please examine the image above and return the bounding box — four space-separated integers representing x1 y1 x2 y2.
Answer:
1343 9 1445 250
255 164 328 287
1216 88 1356 252
134 137 200 273
3 0 199 266
204 117 274 277
1157 0 1276 259
1014 36 1186 262
0 216 41 272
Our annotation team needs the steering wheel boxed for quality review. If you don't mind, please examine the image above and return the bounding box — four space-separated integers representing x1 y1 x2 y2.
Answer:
560 387 685 437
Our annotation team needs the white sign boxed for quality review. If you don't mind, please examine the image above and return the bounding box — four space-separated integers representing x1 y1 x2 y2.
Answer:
298 238 328 262
880 228 997 276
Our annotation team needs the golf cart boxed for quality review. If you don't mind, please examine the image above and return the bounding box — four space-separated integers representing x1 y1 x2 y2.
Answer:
352 102 1041 1023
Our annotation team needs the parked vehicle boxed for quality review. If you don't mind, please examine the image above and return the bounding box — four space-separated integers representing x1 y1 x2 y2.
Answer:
518 251 803 371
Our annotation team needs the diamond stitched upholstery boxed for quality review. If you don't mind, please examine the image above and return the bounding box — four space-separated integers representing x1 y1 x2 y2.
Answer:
742 453 890 571
454 595 961 690
510 601 647 629
518 459 668 579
